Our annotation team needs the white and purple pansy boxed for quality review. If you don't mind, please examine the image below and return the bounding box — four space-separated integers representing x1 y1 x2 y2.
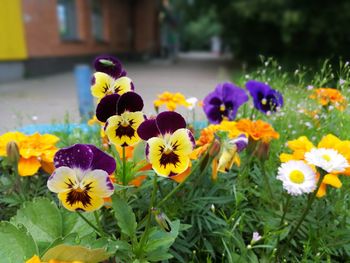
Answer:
91 55 134 99
47 144 116 212
137 111 195 177
96 92 145 147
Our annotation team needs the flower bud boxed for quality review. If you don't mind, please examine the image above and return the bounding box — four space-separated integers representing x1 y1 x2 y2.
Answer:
153 209 171 232
6 141 20 164
209 139 221 157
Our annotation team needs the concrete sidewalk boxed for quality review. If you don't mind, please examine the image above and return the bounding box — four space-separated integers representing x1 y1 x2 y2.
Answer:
0 52 234 133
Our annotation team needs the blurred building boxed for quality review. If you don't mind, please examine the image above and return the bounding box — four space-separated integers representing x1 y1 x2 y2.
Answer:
0 0 159 81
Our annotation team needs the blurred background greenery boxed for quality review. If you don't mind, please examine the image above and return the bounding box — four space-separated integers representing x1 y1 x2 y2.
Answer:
175 0 350 64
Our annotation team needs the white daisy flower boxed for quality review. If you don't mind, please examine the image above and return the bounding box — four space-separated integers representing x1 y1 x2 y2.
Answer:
277 160 317 196
305 148 349 173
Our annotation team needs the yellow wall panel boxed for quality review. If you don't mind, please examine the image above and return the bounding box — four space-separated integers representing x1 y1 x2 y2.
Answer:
0 0 27 60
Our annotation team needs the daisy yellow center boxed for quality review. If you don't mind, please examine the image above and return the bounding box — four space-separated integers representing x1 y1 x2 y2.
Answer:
289 170 305 184
261 98 267 105
322 154 331 162
220 105 226 111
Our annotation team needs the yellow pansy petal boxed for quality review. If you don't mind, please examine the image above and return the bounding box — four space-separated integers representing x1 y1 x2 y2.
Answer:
323 173 342 188
113 76 132 95
58 191 104 212
105 112 144 146
18 157 41 176
147 137 187 177
171 128 194 156
47 167 78 193
91 72 115 98
218 148 236 173
80 170 114 197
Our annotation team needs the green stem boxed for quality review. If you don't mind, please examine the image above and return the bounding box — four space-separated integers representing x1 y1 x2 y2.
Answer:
260 161 274 200
122 146 127 185
275 194 291 258
138 174 158 257
157 155 205 208
93 211 106 237
76 211 103 237
285 169 327 245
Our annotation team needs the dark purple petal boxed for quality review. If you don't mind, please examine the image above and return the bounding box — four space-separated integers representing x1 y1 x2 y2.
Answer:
94 55 123 79
87 145 116 174
120 69 127 77
130 81 135 91
145 143 150 161
187 129 195 148
156 111 186 135
117 92 144 114
54 144 93 170
203 82 247 123
137 119 160 140
106 177 114 190
96 94 120 122
246 80 283 113
204 105 222 124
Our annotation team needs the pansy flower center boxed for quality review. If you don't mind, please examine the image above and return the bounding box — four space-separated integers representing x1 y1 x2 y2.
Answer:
159 139 181 168
220 104 226 112
261 98 267 105
289 170 305 184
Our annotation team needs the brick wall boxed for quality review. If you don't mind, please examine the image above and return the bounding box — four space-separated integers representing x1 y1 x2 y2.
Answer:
22 0 159 58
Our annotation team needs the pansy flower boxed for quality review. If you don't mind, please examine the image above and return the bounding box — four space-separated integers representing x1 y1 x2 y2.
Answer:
96 92 144 146
246 80 283 114
137 111 195 177
47 144 116 212
203 82 248 124
91 55 134 99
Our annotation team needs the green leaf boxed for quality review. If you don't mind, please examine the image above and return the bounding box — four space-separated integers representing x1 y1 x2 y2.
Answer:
11 198 62 252
112 195 137 237
144 220 180 261
61 209 95 238
42 244 110 263
0 222 38 262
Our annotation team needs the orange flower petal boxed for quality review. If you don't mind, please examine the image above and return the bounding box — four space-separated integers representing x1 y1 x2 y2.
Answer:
18 157 41 176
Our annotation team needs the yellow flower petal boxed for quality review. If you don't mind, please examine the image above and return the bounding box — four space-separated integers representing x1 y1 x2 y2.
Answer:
318 134 342 149
113 76 133 95
58 191 104 212
105 111 144 146
323 173 342 188
18 157 41 176
47 167 78 193
26 255 41 263
91 72 115 98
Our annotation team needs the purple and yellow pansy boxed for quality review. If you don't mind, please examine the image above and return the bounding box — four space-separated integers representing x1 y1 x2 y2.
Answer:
96 92 145 147
47 144 116 212
137 111 195 177
91 55 134 99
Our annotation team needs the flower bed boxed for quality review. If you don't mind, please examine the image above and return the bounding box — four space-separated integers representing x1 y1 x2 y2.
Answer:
1 57 350 262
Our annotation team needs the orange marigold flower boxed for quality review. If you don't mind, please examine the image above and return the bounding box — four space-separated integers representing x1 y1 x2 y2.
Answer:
236 119 279 143
310 88 347 111
153 91 190 111
0 132 59 176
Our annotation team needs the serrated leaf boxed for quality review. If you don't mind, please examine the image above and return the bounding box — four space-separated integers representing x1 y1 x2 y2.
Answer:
42 244 110 263
112 195 137 237
0 222 38 262
11 198 62 252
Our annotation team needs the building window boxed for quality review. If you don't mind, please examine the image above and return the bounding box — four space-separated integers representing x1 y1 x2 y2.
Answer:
57 0 79 40
91 0 105 41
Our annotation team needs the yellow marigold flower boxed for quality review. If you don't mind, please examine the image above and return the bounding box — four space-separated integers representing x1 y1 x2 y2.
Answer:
0 132 59 176
310 88 347 111
236 119 279 143
153 91 190 111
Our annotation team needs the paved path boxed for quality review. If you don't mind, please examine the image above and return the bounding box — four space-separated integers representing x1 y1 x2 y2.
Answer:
0 52 233 133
